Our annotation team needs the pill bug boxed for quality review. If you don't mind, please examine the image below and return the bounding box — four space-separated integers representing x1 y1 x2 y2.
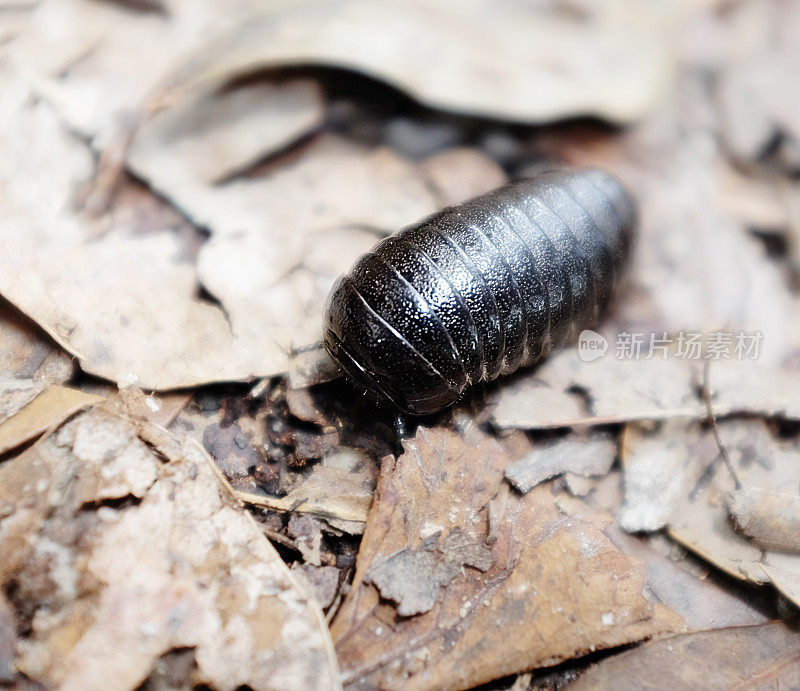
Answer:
323 167 635 415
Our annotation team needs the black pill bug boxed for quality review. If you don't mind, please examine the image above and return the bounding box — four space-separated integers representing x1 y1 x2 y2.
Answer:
323 168 635 415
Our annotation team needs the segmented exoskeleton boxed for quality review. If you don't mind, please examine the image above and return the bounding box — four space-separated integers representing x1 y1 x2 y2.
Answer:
323 168 635 414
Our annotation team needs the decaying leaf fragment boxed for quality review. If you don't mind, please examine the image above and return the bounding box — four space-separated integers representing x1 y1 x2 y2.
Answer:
0 305 74 392
728 487 800 553
365 528 495 617
0 305 75 428
332 426 681 690
0 405 339 690
504 435 617 494
570 622 800 690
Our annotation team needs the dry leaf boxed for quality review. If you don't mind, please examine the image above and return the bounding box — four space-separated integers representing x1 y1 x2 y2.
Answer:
419 147 507 207
11 0 267 147
0 304 75 426
762 553 800 609
364 528 495 617
664 419 800 598
504 435 617 494
603 524 769 631
713 0 800 169
130 78 324 184
0 303 73 388
0 66 282 390
331 426 681 690
617 420 711 533
291 564 341 610
728 487 800 553
570 622 800 690
0 406 340 689
0 386 103 456
130 129 437 294
238 462 376 530
177 0 679 124
491 354 800 430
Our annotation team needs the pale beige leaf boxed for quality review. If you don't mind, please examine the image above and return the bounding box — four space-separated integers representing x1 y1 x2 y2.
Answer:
238 463 375 529
130 78 325 184
492 354 800 430
0 66 290 389
0 386 103 456
762 553 800 609
180 0 679 124
419 147 507 207
617 421 711 533
504 435 617 494
729 487 800 552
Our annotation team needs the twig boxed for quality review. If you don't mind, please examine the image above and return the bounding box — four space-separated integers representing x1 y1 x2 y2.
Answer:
701 361 741 490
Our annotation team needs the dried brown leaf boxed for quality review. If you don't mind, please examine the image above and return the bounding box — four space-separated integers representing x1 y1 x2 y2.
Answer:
238 462 376 530
570 623 800 690
604 524 769 630
331 426 681 690
275 473 371 524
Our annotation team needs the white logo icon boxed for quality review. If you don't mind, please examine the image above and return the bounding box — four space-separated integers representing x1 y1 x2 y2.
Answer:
578 329 608 362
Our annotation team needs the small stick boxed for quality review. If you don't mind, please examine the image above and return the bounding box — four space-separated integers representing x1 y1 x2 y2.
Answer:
701 361 741 490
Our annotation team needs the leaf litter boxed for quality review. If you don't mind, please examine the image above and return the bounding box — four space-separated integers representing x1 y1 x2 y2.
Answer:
4 0 800 688
331 426 682 689
0 404 339 690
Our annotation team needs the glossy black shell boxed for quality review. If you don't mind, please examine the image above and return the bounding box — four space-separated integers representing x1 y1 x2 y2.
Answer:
323 167 635 415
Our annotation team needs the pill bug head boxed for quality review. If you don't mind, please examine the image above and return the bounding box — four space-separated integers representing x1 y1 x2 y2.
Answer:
323 273 463 416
